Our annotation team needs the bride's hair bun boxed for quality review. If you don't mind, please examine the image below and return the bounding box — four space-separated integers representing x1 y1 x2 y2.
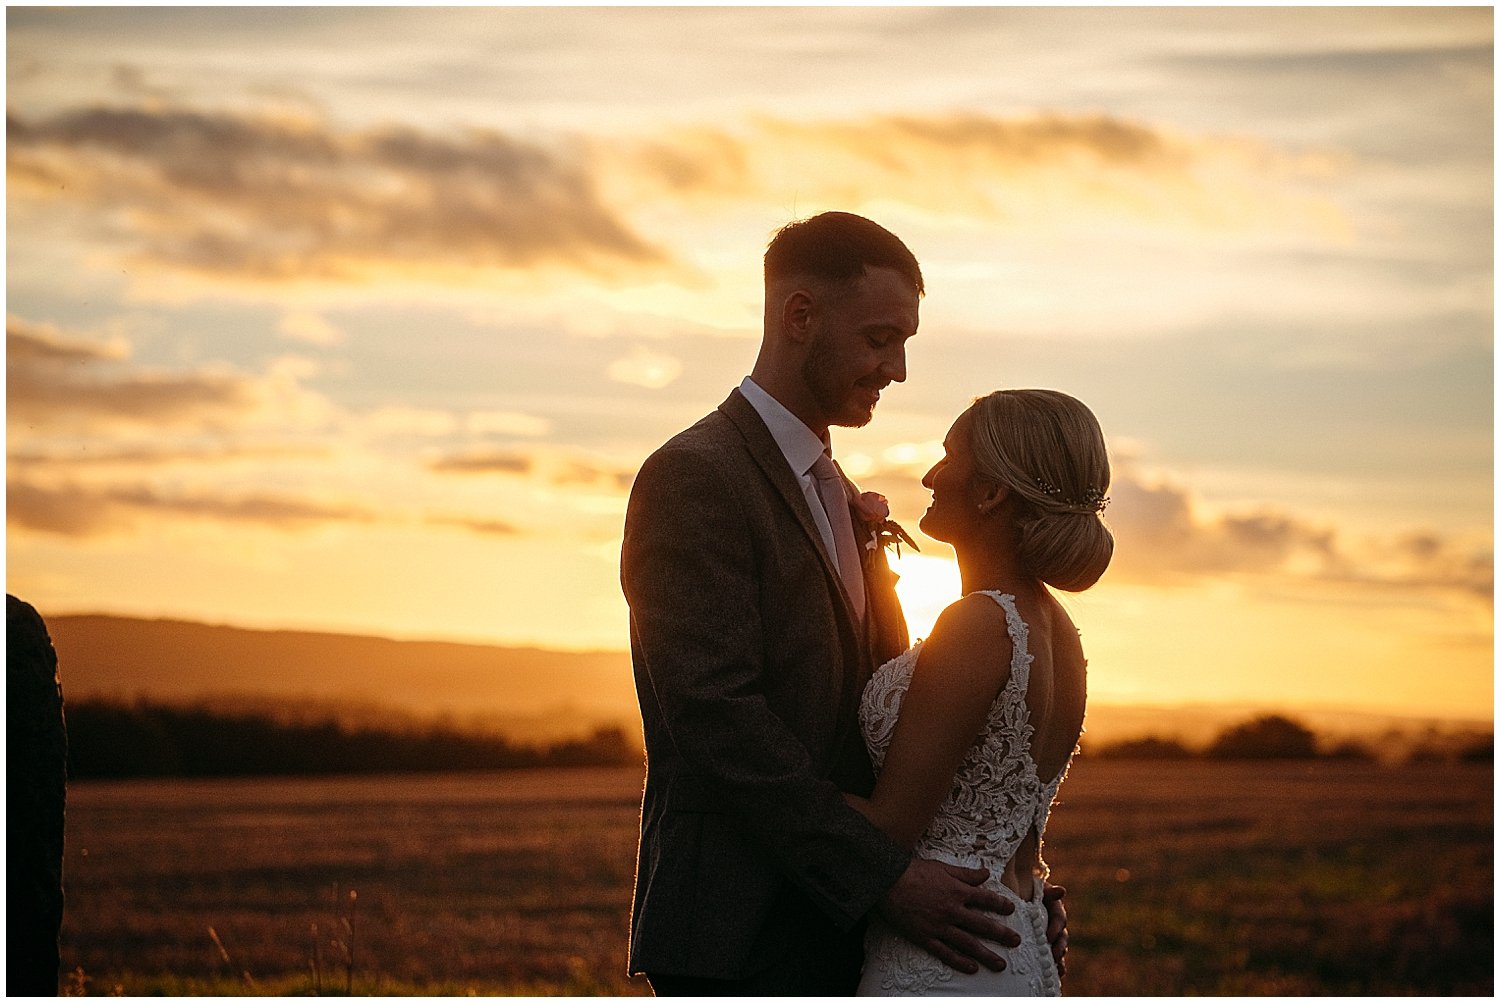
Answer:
969 389 1114 592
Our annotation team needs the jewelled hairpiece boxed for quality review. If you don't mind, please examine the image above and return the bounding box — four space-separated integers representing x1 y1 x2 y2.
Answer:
1034 477 1109 514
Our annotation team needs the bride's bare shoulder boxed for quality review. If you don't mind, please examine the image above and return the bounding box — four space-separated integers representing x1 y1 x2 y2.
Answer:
930 591 1015 643
915 592 1016 682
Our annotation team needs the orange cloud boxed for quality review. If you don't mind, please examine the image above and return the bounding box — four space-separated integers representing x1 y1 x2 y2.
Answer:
7 317 128 364
605 112 1349 236
7 442 329 469
9 103 1349 299
6 476 540 542
8 104 671 286
427 514 522 537
552 459 635 492
6 315 320 433
427 449 535 476
6 479 380 537
427 447 634 491
1105 467 1492 600
858 456 1490 602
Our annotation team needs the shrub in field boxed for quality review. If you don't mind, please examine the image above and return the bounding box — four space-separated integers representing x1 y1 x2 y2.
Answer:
1459 734 1494 763
1322 738 1378 761
1206 714 1318 759
1406 730 1495 765
1091 736 1196 759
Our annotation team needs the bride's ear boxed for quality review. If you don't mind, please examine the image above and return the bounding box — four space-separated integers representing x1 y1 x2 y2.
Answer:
976 481 1009 515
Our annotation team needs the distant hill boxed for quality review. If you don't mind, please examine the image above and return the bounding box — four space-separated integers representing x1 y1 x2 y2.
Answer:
37 613 1491 745
44 614 638 741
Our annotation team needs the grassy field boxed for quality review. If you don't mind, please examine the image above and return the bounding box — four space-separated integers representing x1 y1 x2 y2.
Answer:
1042 760 1492 995
58 760 1491 995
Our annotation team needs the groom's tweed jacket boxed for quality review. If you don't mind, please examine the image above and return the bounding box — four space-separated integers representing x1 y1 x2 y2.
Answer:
621 388 912 982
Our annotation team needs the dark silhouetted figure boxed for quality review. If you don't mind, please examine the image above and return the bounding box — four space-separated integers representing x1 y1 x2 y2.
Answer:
8 595 67 995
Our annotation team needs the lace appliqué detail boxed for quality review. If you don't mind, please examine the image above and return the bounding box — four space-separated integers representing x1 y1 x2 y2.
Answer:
858 591 1071 996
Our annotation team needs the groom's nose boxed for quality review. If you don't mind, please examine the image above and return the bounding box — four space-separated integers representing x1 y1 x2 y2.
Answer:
880 343 907 384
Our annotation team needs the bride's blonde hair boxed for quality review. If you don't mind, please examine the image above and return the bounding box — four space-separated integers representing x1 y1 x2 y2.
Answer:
969 389 1114 592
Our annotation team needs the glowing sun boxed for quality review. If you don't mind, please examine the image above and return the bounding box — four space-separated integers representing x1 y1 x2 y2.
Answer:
890 550 962 642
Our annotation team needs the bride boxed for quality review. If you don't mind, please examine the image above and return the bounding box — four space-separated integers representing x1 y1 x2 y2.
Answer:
850 389 1113 996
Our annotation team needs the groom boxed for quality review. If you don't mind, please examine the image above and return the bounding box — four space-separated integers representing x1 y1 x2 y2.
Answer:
622 212 1064 995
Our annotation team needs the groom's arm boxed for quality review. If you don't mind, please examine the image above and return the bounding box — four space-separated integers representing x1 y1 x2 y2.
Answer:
623 443 911 929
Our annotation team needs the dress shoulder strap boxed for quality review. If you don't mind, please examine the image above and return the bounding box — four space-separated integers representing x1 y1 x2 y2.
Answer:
970 590 1033 695
972 590 1065 841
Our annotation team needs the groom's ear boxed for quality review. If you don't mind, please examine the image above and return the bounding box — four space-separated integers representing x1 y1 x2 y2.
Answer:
780 288 815 343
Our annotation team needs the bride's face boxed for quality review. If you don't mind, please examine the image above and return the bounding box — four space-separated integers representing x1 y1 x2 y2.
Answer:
918 408 982 544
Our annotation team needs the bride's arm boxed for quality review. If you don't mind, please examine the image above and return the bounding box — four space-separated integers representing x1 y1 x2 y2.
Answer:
855 594 1012 849
854 594 1072 975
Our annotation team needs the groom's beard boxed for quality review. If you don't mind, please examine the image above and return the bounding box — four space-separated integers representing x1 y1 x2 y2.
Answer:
803 330 877 429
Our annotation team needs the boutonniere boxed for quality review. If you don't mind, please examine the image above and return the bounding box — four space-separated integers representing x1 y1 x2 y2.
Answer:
851 491 919 558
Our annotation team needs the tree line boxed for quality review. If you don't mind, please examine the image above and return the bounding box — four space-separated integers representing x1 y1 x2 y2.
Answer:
64 699 640 780
60 702 1491 780
1089 713 1493 765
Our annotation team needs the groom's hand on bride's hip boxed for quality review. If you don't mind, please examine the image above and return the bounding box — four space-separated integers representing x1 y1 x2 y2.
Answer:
1042 882 1068 976
876 858 1020 974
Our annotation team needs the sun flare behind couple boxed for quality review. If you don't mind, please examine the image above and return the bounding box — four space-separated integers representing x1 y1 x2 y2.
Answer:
621 212 1111 996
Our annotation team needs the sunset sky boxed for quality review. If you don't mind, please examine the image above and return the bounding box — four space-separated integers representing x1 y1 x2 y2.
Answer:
7 6 1492 721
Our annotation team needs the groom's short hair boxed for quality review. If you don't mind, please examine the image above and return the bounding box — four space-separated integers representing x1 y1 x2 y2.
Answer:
765 211 924 295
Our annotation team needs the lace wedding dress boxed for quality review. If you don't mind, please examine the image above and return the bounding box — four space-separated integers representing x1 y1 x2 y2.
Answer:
856 591 1070 996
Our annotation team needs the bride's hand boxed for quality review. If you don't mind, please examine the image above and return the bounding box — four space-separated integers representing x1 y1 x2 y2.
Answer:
878 858 1020 974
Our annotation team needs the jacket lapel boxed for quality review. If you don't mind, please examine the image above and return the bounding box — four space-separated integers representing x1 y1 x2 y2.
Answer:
718 389 866 632
719 388 904 790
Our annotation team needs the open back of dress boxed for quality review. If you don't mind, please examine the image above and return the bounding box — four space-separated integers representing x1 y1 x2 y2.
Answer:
856 591 1072 996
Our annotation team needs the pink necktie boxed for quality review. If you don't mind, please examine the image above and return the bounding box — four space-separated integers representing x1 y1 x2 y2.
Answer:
810 452 866 620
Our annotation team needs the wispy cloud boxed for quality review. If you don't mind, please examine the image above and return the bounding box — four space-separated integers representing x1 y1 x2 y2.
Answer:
552 459 636 492
1107 470 1335 579
427 449 535 476
6 479 380 537
8 105 671 286
7 442 329 469
9 315 260 428
860 449 1491 602
426 514 522 537
427 446 635 491
9 102 1350 300
7 315 330 433
336 406 554 441
606 112 1350 237
1106 465 1492 600
6 313 631 544
6 476 542 541
7 316 128 363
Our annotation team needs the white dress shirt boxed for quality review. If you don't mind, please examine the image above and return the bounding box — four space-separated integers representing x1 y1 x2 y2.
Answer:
738 376 844 567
